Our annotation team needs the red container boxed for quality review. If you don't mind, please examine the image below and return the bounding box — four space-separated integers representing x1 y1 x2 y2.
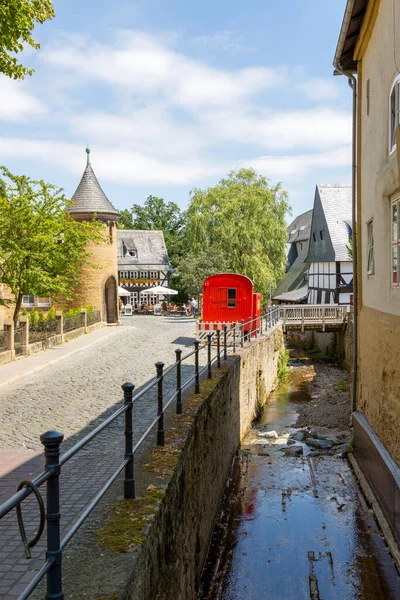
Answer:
202 273 256 325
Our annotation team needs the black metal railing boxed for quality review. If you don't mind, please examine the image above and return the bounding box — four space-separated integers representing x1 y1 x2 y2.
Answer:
29 319 58 344
0 306 280 600
62 313 82 333
86 309 101 326
14 325 24 356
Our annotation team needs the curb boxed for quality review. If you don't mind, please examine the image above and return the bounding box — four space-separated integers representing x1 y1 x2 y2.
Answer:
348 452 400 572
0 327 126 393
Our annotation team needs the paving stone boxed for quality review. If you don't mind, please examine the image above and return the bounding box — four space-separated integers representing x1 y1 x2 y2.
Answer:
0 317 199 594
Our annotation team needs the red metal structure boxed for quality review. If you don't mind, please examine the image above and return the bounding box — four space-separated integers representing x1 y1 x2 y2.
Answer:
198 274 261 339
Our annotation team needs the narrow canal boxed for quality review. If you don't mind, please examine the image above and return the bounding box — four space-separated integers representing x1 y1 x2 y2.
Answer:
199 350 400 600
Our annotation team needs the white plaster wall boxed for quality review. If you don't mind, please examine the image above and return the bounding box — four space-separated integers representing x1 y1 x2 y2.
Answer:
360 0 400 315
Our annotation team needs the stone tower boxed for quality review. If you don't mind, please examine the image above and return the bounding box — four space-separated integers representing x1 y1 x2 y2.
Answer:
67 148 119 323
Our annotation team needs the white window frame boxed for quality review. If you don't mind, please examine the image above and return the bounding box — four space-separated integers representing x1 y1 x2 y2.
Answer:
22 295 35 306
140 271 148 279
366 219 375 275
37 297 51 307
391 198 400 286
389 75 400 154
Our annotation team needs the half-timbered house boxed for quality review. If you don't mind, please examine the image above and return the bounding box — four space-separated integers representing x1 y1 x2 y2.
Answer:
117 230 172 305
306 185 353 305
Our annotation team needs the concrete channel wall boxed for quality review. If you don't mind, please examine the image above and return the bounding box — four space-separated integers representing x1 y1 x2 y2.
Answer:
123 327 282 600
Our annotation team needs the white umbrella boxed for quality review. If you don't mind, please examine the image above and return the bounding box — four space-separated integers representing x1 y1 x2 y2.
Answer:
118 286 130 296
141 285 178 295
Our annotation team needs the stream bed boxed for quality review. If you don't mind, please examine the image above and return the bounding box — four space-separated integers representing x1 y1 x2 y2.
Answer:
198 352 400 600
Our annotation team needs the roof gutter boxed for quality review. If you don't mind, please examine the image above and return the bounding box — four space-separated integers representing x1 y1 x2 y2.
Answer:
333 0 359 415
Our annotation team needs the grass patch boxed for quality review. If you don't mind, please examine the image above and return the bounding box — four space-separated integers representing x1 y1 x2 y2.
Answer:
97 485 165 553
276 347 290 383
335 379 349 392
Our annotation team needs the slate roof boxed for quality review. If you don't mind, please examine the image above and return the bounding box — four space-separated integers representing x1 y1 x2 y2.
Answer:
117 230 171 270
68 153 119 216
287 210 313 244
273 243 309 301
273 284 309 303
306 185 352 263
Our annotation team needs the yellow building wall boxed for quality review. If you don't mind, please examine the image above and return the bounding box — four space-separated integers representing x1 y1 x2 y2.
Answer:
357 0 400 464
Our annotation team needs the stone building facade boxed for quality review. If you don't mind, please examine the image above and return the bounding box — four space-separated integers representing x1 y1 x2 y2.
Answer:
335 0 400 544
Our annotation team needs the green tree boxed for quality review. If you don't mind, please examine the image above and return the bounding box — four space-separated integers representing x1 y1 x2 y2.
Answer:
177 248 230 299
131 195 187 266
117 208 134 230
0 166 103 324
0 0 55 80
186 168 290 297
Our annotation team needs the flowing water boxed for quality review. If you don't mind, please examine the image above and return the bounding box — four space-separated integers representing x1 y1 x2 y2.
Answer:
199 354 400 600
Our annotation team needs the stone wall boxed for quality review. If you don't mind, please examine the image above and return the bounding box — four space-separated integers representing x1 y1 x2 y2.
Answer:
122 327 282 600
358 306 400 467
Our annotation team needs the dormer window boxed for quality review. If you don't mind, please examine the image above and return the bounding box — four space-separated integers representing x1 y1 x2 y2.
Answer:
128 250 137 257
390 76 400 153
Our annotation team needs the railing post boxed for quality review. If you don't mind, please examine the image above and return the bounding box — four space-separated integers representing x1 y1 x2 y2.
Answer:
207 333 212 378
155 362 165 446
19 316 29 354
175 348 182 414
194 340 200 393
322 307 326 332
248 317 251 342
223 325 228 361
122 382 135 499
241 319 245 347
40 430 64 600
233 322 237 353
4 319 14 360
80 308 87 332
56 311 64 342
260 314 263 336
216 329 221 368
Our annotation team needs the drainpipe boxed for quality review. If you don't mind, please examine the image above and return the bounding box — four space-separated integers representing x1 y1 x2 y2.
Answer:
333 0 358 413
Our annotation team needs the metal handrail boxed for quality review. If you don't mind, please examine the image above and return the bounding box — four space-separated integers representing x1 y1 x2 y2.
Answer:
0 308 281 600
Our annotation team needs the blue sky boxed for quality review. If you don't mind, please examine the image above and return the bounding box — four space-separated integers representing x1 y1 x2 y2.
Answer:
0 0 350 219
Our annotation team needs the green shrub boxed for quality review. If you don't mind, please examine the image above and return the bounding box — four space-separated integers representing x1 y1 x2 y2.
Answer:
29 310 37 326
46 308 56 321
64 307 80 317
335 379 349 392
86 305 93 314
21 309 28 317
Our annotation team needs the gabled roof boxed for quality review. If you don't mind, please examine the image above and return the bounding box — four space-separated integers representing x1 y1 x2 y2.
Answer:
273 243 309 300
117 230 171 269
287 209 313 244
334 0 369 72
273 284 309 303
306 185 352 263
68 148 119 217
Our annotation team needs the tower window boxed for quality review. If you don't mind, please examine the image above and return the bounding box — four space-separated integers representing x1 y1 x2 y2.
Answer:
227 288 236 308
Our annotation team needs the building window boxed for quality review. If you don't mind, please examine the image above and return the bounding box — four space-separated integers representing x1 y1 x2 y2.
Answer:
140 271 148 279
392 200 400 285
22 295 35 306
367 219 375 275
129 271 138 279
227 288 236 308
390 77 400 152
128 250 137 257
319 231 323 240
313 233 316 242
109 222 113 244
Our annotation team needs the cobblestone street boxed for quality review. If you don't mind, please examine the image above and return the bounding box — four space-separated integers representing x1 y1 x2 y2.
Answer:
0 316 198 598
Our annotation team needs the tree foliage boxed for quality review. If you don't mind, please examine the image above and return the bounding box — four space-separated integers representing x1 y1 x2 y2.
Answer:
117 208 134 230
0 166 103 323
185 169 290 298
0 0 55 80
177 248 230 299
130 195 187 266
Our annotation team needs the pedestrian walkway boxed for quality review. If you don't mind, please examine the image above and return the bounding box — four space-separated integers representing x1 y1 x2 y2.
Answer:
0 324 122 392
0 316 198 599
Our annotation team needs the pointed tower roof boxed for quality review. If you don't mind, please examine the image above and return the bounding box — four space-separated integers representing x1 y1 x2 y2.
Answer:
68 147 119 218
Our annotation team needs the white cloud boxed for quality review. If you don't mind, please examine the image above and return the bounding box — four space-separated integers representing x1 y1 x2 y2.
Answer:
191 30 255 53
297 77 340 101
0 76 46 121
241 146 351 178
41 31 284 109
